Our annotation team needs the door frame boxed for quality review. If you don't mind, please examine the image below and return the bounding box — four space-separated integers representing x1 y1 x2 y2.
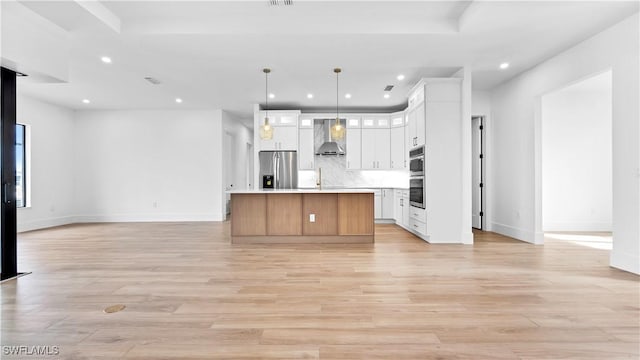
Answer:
1 67 18 280
471 115 485 230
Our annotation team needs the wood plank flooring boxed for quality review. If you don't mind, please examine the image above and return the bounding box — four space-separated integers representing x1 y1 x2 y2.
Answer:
1 222 638 359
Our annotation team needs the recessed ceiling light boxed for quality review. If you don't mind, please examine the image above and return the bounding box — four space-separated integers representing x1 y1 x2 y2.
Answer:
175 98 183 103
499 62 510 69
345 93 351 99
269 93 275 99
384 94 390 99
397 74 405 81
101 56 112 64
82 99 90 104
307 93 313 99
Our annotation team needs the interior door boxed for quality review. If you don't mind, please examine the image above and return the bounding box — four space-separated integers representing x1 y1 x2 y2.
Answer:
471 116 483 229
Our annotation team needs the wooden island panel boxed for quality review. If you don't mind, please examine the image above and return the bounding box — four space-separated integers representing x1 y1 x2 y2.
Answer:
302 193 338 236
230 194 266 236
267 194 302 235
338 193 374 235
230 192 373 244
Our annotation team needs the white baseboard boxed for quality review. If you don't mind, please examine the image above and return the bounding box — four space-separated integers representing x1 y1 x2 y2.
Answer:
460 231 474 245
543 222 612 232
74 212 225 223
491 222 541 244
375 219 396 224
18 213 224 232
610 250 640 275
18 216 76 233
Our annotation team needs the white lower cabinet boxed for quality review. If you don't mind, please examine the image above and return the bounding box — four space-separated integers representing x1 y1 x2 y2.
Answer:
373 189 382 219
409 218 427 236
402 190 410 228
394 190 403 223
408 205 427 236
381 188 394 219
394 189 411 229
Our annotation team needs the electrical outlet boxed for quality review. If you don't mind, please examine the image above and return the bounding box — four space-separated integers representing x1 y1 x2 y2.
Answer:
153 202 158 208
309 214 316 223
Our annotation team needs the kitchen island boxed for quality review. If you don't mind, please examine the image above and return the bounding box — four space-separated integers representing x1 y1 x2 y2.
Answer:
227 189 374 244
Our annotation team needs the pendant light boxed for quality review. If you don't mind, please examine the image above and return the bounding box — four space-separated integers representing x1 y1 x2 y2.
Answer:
331 68 345 140
259 68 274 140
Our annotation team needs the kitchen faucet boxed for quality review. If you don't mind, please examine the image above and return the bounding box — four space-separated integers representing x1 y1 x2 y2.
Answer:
316 167 322 190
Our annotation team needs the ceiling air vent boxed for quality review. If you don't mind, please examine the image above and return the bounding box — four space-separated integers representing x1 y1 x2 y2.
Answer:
269 0 293 5
144 77 162 85
384 85 394 92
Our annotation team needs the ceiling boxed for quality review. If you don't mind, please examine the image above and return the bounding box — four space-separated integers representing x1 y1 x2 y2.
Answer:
4 1 638 126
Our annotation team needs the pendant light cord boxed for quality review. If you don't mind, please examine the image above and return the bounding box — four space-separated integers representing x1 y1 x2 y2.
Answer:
265 70 268 122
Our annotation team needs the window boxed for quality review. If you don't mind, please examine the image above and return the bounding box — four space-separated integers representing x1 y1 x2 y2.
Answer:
16 124 26 208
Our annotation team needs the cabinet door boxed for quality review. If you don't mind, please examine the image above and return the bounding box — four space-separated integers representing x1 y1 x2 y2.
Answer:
402 193 410 227
298 128 314 170
260 137 277 151
374 193 382 219
381 188 394 219
361 128 377 169
415 101 425 147
394 190 402 223
407 108 417 150
375 128 391 169
275 126 298 150
346 127 361 169
390 126 405 169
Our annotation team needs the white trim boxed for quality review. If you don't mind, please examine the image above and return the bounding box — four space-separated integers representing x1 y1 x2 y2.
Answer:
18 216 75 233
74 213 224 223
610 251 640 275
491 222 542 244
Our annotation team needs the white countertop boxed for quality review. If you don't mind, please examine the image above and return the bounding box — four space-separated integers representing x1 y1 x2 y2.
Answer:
227 188 375 194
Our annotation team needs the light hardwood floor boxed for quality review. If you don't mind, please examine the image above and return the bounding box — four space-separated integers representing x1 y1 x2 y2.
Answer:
1 223 638 359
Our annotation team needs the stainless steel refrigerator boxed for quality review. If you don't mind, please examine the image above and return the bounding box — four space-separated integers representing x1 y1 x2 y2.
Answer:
259 151 298 189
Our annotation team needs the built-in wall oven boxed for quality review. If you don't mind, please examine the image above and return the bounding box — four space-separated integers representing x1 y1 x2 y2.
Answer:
409 146 426 209
409 146 424 176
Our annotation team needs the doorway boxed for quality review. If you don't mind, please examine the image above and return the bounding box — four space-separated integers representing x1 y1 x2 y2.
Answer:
539 70 613 248
471 116 485 230
223 132 235 217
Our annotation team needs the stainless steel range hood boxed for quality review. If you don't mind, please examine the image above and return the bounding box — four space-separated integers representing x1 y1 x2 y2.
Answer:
316 119 345 156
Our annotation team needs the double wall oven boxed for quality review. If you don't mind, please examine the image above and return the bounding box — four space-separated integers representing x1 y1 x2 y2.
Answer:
409 146 425 209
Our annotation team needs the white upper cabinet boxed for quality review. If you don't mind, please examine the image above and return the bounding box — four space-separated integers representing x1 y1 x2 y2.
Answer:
346 126 362 170
406 87 426 150
362 115 390 128
298 127 314 170
258 111 299 151
361 127 390 169
299 117 314 129
390 111 406 170
346 117 361 128
391 126 405 169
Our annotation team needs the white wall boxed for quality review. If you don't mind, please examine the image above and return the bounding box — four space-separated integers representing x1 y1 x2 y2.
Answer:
542 71 612 231
73 109 225 222
16 95 75 232
490 14 639 274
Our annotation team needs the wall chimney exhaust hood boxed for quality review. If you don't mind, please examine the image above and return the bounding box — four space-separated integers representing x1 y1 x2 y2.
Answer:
316 119 345 156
